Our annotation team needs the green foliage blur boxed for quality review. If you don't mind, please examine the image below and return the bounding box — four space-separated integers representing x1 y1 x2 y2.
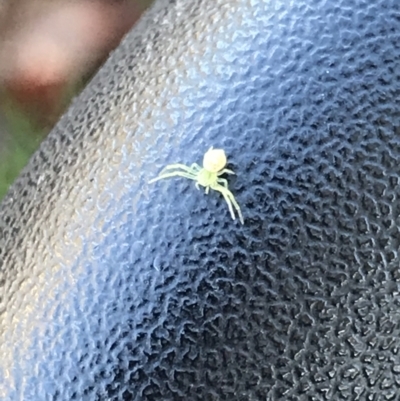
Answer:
0 100 45 201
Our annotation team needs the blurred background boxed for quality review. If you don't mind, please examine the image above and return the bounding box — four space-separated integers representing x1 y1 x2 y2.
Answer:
0 0 154 200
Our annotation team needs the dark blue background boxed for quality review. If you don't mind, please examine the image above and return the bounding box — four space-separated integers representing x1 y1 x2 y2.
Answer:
0 0 400 399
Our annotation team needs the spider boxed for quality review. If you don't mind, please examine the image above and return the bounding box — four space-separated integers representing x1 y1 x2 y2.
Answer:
149 147 244 224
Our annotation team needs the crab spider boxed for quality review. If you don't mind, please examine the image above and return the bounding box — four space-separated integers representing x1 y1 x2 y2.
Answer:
149 147 244 224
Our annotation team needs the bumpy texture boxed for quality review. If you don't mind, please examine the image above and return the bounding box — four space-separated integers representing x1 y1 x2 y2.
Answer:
1 0 400 400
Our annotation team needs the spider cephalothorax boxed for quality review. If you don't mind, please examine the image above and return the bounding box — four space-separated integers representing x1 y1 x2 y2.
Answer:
149 147 244 224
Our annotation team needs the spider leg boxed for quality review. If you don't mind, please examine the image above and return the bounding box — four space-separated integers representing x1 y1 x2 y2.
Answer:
218 168 235 176
190 163 202 171
149 171 197 183
205 186 210 195
217 178 228 188
157 163 197 175
213 185 244 224
216 188 236 221
224 189 244 225
195 182 200 190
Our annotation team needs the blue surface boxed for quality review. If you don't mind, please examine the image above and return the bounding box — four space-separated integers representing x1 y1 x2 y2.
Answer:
1 0 400 399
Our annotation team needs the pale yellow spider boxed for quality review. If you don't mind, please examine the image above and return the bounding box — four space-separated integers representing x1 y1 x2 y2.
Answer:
149 147 244 224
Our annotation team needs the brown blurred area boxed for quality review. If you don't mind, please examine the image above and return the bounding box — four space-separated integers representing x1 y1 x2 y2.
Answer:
0 0 153 199
0 0 151 127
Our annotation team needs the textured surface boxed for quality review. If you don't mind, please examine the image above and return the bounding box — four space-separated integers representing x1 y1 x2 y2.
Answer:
1 0 400 400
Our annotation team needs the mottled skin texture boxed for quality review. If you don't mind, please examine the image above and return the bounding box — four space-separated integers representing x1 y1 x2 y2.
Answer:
1 0 400 400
